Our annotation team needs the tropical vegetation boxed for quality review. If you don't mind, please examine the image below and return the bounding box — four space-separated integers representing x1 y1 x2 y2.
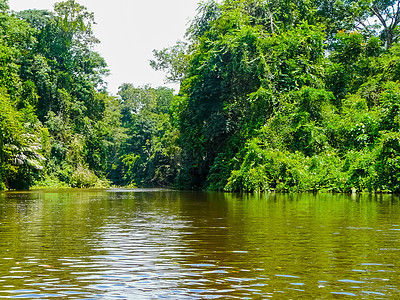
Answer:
2 0 400 193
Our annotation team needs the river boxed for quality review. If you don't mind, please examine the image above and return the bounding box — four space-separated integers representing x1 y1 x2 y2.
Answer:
0 189 399 298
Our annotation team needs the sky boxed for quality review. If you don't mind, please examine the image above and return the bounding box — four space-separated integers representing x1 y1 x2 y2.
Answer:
8 0 201 95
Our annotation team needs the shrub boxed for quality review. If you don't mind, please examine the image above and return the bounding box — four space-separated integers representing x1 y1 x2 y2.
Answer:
70 165 100 188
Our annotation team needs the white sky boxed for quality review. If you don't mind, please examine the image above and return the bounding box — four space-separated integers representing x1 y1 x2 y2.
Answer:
9 0 200 94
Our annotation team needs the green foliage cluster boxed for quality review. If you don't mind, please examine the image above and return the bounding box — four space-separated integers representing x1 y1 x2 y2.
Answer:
0 0 179 190
0 0 120 189
148 0 400 193
111 84 179 187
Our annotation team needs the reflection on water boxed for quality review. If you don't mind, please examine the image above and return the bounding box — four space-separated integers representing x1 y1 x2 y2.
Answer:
0 190 399 298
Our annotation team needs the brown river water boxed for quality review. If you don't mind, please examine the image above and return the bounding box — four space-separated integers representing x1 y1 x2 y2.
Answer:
0 189 399 299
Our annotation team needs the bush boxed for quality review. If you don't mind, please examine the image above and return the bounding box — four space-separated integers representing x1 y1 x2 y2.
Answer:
225 140 311 192
70 165 101 188
374 132 400 192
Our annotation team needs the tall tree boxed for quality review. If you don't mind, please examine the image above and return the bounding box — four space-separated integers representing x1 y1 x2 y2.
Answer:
318 0 400 49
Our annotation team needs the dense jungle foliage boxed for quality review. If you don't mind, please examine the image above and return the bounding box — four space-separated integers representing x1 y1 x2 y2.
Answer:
0 0 177 189
3 0 400 193
154 0 400 193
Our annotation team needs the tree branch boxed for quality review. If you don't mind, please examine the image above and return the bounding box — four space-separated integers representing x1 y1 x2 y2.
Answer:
355 18 372 34
371 4 388 31
391 1 400 30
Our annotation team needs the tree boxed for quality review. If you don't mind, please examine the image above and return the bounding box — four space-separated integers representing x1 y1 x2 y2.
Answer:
170 0 326 189
318 0 400 49
114 84 178 187
150 41 188 83
13 1 111 188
